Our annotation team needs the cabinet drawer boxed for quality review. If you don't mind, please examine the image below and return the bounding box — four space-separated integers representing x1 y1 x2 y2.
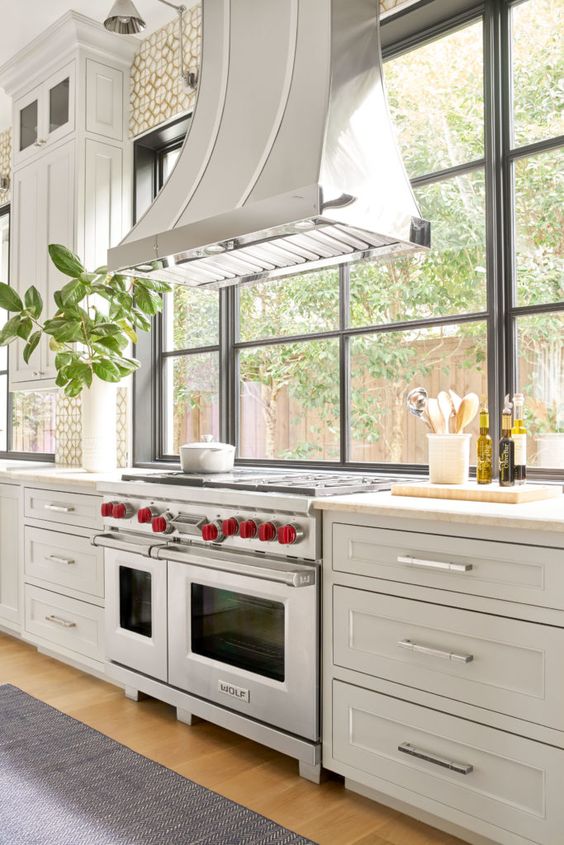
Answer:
333 523 564 609
333 680 564 845
24 526 104 598
334 586 564 731
25 488 101 530
24 585 104 661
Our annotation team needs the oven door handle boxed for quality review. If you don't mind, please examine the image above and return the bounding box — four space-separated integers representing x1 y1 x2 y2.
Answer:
91 532 167 558
155 545 316 588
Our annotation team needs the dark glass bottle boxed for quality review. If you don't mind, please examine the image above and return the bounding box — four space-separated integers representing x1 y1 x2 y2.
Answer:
499 409 515 487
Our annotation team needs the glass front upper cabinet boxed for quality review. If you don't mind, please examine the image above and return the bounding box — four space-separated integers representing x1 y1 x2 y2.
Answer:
15 64 74 162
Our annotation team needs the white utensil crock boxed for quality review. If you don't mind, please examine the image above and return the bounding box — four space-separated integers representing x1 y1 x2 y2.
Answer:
427 433 471 484
81 379 117 473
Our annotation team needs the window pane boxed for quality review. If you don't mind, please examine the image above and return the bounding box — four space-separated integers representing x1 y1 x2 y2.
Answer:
238 269 340 342
350 171 487 326
162 146 181 183
516 313 564 468
164 286 219 351
514 147 564 306
11 391 57 453
49 78 70 134
385 21 484 178
0 374 6 452
350 322 487 464
163 352 219 455
239 340 340 460
511 0 564 147
19 100 37 151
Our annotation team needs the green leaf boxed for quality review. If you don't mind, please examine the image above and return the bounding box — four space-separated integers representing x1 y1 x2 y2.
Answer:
48 244 86 278
120 321 138 345
24 286 43 318
135 285 162 316
60 279 88 306
65 378 84 398
49 337 65 352
90 322 122 336
92 336 124 354
23 331 41 364
43 318 84 343
92 359 122 382
93 265 108 275
0 315 22 345
55 352 74 369
66 360 92 388
16 316 33 340
0 283 23 313
136 277 172 294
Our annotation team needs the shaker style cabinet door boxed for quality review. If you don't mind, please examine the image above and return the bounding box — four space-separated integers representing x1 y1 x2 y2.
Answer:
0 484 21 632
9 141 75 390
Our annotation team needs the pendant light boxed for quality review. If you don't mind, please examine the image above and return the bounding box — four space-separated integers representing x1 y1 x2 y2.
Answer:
103 0 146 34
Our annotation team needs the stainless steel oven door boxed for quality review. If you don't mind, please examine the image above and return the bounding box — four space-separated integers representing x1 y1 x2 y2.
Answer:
167 548 319 741
104 547 168 682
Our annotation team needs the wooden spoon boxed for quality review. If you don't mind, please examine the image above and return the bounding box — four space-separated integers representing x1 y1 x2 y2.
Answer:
455 392 480 433
427 397 445 434
448 389 462 415
437 390 453 433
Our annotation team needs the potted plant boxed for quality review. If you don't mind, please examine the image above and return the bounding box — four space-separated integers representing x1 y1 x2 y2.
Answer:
0 243 171 471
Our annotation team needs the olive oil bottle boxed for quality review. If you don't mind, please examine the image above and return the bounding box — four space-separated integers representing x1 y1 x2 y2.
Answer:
476 405 492 484
499 404 515 487
511 393 527 485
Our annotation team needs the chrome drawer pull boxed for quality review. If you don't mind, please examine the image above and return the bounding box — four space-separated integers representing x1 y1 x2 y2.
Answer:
46 554 76 565
397 555 472 573
398 742 473 775
44 614 76 629
44 504 75 513
398 638 473 664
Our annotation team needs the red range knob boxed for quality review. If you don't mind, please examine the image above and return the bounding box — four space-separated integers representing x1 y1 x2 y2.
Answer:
137 507 154 524
112 502 133 520
278 524 302 545
222 517 239 537
258 521 277 542
239 519 258 539
202 522 221 542
152 515 169 533
100 502 114 517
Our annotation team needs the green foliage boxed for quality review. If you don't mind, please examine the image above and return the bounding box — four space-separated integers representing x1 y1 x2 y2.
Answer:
0 243 171 397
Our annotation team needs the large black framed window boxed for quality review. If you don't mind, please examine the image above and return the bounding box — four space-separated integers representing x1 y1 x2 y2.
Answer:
134 0 563 477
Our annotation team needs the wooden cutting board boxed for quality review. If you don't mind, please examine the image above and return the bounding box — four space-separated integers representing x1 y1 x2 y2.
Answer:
391 481 563 504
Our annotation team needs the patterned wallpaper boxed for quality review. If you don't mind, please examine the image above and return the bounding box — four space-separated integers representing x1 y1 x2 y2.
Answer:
130 4 201 137
0 129 10 206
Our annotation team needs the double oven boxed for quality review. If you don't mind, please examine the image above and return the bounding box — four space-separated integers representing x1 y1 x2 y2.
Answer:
98 495 320 744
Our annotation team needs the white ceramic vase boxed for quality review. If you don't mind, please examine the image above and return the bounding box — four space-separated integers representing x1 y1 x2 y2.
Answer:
81 378 117 473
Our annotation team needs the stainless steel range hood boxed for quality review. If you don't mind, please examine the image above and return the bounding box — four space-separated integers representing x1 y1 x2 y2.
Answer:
109 0 430 287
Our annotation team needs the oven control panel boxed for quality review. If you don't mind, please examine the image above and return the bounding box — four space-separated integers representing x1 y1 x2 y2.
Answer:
101 497 319 560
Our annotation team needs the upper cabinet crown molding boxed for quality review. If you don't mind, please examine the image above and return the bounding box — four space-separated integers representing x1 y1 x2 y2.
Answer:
0 11 137 101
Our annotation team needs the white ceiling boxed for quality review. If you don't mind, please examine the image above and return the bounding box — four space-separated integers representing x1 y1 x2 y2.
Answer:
0 1 198 131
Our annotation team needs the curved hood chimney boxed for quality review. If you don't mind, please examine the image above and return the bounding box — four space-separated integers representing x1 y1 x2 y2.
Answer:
109 0 430 286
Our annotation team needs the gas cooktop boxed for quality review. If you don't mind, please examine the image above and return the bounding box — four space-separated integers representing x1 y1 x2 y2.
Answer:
121 468 414 497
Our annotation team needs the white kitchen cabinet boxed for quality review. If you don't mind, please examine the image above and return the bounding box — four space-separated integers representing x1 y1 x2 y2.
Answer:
0 483 21 633
323 511 564 845
0 12 135 391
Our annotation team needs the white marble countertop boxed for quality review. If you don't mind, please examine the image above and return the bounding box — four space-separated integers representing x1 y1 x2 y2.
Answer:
313 489 564 533
0 461 158 490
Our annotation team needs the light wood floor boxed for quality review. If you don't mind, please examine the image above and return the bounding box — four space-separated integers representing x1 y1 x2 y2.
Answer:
0 632 466 845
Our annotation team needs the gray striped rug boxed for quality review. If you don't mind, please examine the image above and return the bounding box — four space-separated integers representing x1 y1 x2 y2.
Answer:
0 684 316 844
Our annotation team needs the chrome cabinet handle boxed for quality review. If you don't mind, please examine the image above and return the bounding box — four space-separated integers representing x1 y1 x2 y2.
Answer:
397 555 472 573
46 554 75 565
398 638 473 664
32 370 45 377
398 742 473 775
34 138 47 147
44 504 75 513
44 614 76 629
